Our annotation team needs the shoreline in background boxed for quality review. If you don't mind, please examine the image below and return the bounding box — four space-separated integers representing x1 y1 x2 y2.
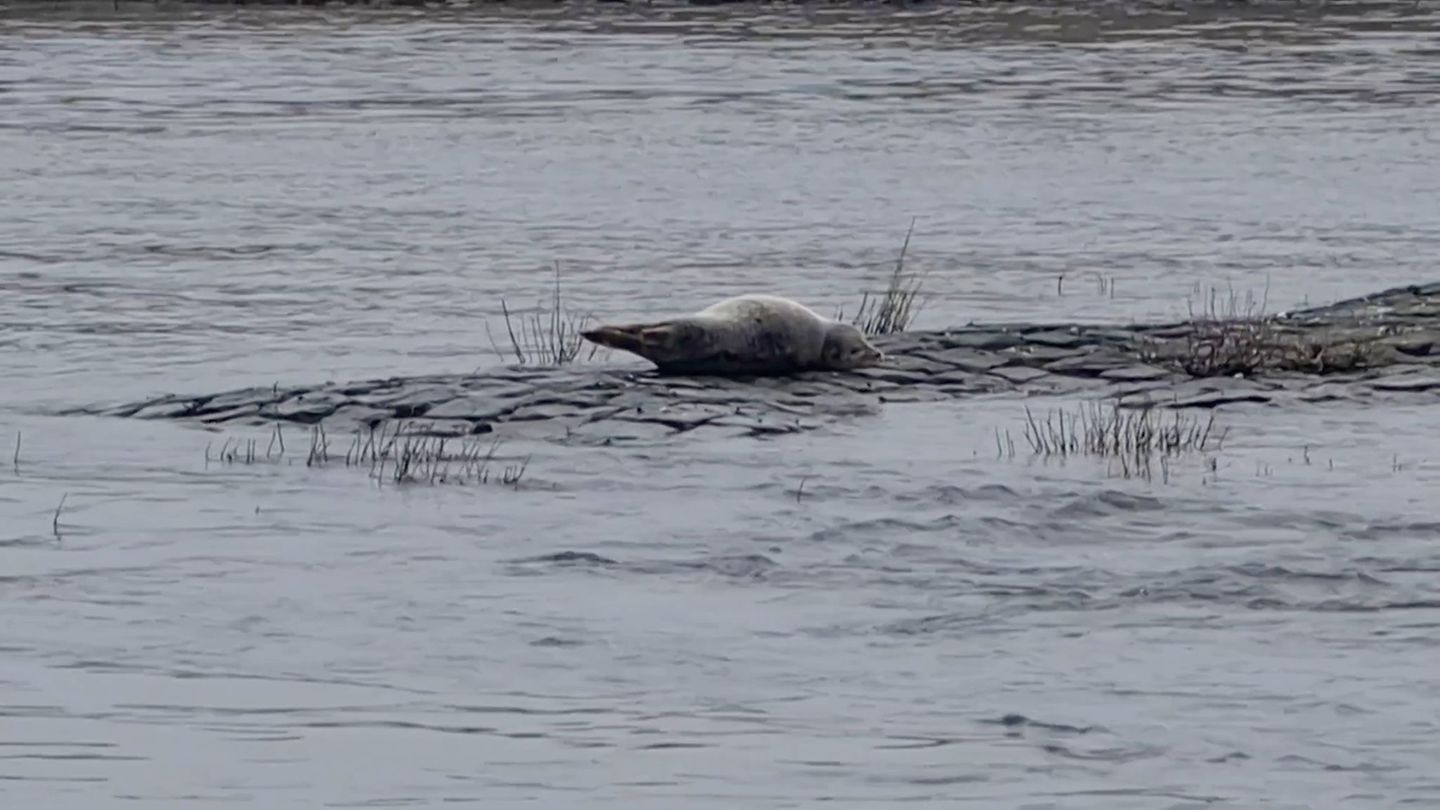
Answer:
5 0 1433 52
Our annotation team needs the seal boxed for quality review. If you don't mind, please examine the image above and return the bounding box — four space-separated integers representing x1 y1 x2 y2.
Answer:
581 293 885 376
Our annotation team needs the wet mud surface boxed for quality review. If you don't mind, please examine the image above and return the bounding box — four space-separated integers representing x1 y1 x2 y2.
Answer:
81 282 1440 444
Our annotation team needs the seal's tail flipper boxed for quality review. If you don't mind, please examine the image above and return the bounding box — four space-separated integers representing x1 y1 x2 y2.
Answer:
581 322 675 360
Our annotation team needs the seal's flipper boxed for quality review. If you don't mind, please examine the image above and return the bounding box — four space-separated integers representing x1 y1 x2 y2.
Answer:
581 323 677 361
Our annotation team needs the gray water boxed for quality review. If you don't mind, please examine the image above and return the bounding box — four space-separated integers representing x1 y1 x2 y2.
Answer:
3 2 1440 807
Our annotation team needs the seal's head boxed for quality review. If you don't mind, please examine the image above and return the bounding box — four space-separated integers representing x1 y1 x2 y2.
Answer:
820 322 884 370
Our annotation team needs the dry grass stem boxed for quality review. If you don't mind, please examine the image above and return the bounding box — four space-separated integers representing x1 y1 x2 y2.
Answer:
840 218 928 336
211 421 530 488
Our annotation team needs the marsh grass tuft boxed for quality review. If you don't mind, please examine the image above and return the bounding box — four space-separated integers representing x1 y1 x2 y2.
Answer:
1014 399 1225 481
839 218 928 336
355 422 530 487
486 261 600 368
1141 283 1390 377
209 421 530 488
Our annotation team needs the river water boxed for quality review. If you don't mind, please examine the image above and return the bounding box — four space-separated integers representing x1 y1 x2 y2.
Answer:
3 2 1440 807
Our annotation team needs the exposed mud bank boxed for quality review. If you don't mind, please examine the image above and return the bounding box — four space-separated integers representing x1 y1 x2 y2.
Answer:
75 282 1440 444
